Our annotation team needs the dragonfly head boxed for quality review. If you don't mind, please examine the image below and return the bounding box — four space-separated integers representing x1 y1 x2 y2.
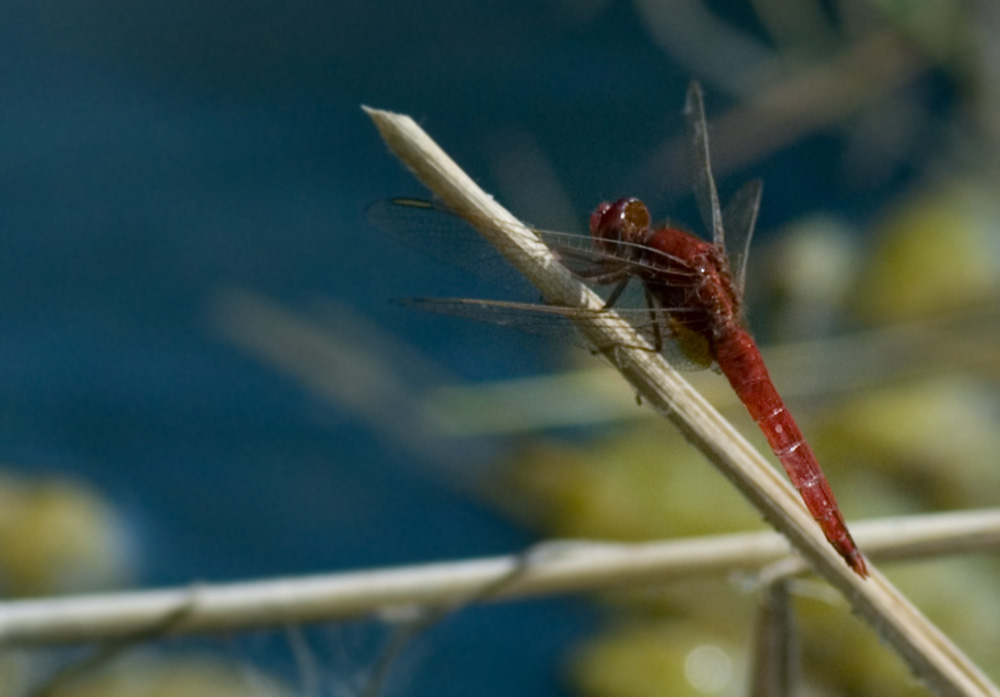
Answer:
589 198 651 258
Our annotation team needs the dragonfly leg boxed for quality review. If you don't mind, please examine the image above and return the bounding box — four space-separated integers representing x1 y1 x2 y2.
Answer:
602 278 630 310
592 283 662 355
644 286 664 352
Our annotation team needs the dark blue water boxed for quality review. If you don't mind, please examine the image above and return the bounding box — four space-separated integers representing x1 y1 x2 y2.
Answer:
0 2 949 694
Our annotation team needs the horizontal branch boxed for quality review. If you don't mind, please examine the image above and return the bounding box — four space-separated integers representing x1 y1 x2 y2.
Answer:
0 509 998 648
362 105 998 696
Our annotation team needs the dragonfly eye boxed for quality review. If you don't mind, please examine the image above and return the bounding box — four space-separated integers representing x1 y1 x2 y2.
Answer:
590 197 651 255
622 199 651 233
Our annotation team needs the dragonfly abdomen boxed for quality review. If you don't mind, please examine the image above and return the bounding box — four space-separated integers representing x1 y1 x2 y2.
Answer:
714 326 867 577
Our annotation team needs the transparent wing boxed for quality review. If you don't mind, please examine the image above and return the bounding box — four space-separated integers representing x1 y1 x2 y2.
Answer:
684 82 724 250
365 198 525 287
366 198 699 295
400 297 714 370
369 196 710 370
721 179 762 298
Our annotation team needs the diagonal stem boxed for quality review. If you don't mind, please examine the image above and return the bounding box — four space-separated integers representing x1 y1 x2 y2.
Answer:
363 104 998 696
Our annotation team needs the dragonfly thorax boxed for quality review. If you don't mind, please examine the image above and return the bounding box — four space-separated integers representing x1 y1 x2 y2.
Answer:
643 227 742 344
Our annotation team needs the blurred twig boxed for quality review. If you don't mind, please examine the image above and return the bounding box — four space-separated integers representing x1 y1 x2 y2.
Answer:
748 580 796 697
418 303 1000 436
208 289 458 462
0 509 999 647
632 28 927 195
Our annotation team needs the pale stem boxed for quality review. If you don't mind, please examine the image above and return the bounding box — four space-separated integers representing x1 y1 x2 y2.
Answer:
0 509 998 648
360 106 998 696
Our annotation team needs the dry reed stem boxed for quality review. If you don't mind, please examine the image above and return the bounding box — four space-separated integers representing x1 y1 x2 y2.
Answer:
0 509 998 649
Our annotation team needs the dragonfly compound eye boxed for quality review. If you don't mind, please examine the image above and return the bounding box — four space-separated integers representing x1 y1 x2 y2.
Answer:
590 197 651 255
622 199 651 239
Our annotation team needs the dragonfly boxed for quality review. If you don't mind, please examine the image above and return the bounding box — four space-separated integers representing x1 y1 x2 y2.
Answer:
369 82 866 578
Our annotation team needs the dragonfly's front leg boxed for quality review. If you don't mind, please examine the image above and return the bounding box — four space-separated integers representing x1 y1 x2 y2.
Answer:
602 278 630 310
643 286 664 353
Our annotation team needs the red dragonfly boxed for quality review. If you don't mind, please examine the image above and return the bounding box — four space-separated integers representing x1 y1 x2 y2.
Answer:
369 83 866 578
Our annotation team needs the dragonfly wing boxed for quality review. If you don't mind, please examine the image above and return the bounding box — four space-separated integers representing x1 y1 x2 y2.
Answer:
400 297 634 352
368 198 590 295
368 197 691 306
721 179 763 299
401 296 711 370
684 82 725 250
402 297 605 325
365 198 519 282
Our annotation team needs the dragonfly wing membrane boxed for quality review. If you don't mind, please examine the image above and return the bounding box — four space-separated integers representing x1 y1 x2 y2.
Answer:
367 198 574 295
400 297 712 366
365 198 507 273
684 82 725 250
721 179 763 299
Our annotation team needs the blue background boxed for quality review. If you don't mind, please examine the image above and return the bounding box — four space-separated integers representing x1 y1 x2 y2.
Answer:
0 1 952 694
